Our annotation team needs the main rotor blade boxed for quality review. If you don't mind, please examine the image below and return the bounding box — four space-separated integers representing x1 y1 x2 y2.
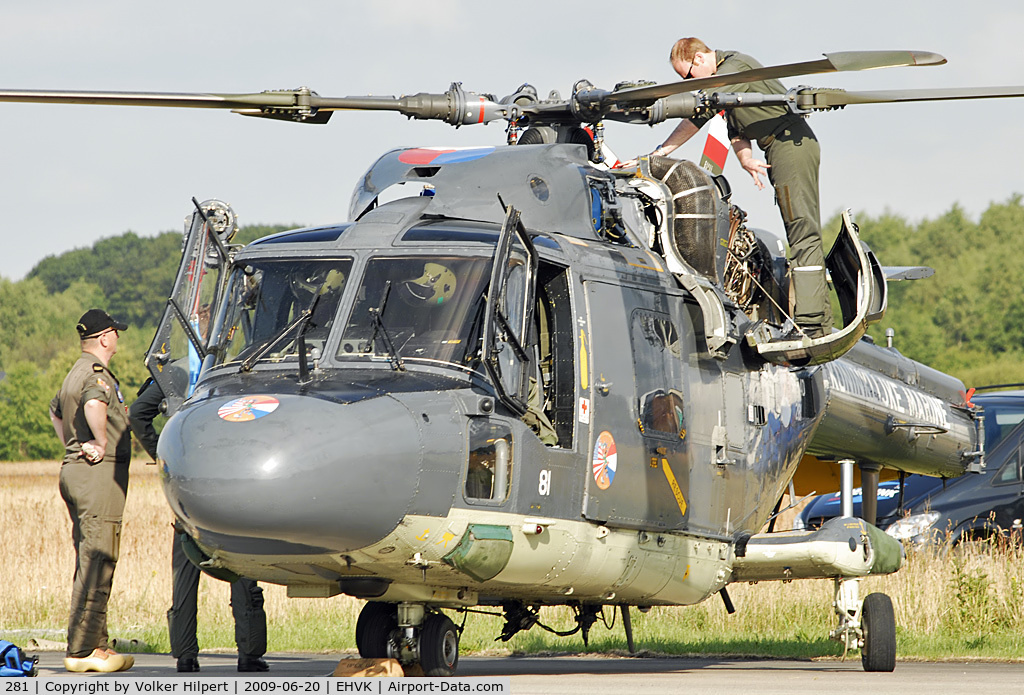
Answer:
797 85 1024 110
0 87 510 126
607 50 946 104
0 88 299 110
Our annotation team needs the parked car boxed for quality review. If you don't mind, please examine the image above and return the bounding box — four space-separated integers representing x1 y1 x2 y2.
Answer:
795 389 1024 546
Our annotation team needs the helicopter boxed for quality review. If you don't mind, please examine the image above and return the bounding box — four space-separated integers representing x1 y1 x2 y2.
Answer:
4 49 1023 676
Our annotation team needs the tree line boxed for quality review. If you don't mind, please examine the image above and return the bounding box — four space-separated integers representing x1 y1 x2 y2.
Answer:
1 198 1022 461
853 196 1024 387
0 224 286 460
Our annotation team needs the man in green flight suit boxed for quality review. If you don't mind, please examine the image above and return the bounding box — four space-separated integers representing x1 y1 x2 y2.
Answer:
642 37 832 339
49 309 134 673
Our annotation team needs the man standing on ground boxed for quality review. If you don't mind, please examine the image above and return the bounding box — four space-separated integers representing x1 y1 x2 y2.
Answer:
130 377 270 673
635 37 832 339
49 309 134 673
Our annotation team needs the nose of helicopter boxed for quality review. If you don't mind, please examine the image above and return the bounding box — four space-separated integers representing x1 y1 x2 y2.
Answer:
158 391 427 553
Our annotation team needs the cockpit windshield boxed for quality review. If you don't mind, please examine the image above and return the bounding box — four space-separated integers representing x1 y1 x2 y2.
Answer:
337 256 491 368
212 259 352 366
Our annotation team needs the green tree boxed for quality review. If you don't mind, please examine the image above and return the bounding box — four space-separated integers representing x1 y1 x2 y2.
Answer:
0 277 104 371
0 359 67 460
27 225 289 328
858 196 1024 385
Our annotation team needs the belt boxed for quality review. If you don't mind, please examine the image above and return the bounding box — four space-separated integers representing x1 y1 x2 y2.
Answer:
756 116 804 149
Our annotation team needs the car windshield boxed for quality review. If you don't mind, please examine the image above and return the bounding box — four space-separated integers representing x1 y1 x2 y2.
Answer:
337 256 491 368
211 258 353 366
978 395 1024 450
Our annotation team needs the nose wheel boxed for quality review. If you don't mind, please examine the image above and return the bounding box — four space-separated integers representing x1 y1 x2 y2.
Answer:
860 592 896 672
354 602 461 676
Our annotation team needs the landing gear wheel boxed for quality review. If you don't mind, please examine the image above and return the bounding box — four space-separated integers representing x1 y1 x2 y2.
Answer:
356 601 397 658
861 592 896 672
419 612 460 676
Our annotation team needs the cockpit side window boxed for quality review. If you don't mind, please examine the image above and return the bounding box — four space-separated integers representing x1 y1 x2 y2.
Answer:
337 256 491 367
211 259 352 366
465 419 513 504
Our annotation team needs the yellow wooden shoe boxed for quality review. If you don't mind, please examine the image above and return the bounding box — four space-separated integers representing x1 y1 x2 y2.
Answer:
105 649 134 671
64 649 128 673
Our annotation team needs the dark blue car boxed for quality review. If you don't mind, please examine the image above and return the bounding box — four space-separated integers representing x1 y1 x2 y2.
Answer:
796 389 1024 545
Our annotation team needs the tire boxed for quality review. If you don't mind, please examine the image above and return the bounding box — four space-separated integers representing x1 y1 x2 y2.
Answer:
861 592 896 672
355 601 397 658
419 612 460 676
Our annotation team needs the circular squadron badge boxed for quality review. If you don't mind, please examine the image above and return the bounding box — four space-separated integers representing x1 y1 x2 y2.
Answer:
217 395 280 423
592 430 617 490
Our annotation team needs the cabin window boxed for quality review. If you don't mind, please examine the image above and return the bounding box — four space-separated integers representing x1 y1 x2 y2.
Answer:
639 389 686 439
465 420 513 503
630 309 686 440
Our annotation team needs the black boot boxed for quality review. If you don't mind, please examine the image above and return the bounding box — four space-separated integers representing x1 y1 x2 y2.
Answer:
176 656 200 672
238 656 269 672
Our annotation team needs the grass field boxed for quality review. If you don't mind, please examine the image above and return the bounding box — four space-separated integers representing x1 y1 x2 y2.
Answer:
3 461 1024 661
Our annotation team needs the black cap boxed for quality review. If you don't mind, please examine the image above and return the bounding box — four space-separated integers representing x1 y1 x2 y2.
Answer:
76 309 128 339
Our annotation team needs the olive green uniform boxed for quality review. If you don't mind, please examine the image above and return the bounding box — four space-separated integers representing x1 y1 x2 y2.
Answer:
50 352 132 659
127 378 267 662
690 50 832 335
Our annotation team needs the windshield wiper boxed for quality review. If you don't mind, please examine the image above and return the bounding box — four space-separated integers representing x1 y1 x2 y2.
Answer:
239 291 323 374
367 281 406 371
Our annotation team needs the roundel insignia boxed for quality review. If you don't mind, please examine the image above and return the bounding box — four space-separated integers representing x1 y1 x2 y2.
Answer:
592 430 617 490
218 395 280 422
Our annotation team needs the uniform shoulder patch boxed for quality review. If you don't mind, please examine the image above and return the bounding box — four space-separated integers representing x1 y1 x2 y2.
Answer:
92 364 104 372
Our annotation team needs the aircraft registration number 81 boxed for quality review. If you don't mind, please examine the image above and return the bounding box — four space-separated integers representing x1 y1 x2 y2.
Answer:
538 470 552 496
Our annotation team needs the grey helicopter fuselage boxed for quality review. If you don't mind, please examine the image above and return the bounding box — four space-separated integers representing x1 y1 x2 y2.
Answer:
155 142 976 610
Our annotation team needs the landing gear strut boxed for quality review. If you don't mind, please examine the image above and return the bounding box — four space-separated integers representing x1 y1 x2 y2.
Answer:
830 459 897 672
354 602 461 677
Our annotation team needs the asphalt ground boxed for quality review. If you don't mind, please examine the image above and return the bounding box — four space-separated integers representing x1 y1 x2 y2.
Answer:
22 651 1024 694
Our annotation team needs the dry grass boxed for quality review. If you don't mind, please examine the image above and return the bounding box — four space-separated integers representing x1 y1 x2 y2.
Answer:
4 462 1024 659
0 461 364 653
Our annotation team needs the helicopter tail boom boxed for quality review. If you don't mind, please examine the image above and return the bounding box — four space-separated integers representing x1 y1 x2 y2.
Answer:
804 339 981 482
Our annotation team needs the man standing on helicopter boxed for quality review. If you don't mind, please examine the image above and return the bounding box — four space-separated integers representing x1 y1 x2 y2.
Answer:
635 37 832 339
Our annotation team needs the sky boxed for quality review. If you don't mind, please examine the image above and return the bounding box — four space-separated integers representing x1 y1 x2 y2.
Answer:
1 0 1022 281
